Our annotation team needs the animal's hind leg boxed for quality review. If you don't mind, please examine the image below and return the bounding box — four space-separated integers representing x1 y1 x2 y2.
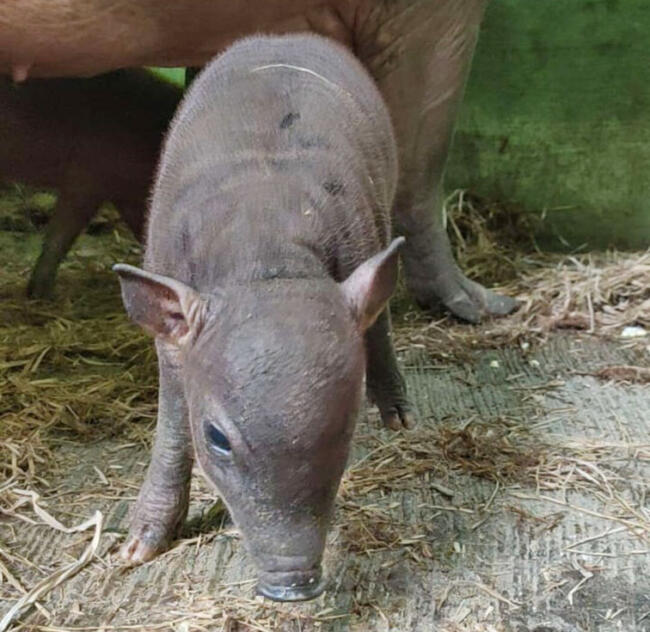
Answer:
27 183 101 298
361 0 518 323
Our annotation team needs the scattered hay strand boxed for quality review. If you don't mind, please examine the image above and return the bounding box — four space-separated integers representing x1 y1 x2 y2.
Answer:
436 421 542 483
591 365 650 384
0 509 103 632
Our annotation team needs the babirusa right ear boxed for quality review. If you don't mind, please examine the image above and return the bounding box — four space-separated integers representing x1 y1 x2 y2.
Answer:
340 237 405 331
113 264 206 346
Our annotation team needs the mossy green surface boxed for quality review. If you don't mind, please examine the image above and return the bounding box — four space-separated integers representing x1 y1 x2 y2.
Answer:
447 0 650 249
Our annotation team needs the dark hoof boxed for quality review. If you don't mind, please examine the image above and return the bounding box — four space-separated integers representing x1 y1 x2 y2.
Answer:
368 378 415 431
26 277 55 300
413 276 519 324
380 406 416 431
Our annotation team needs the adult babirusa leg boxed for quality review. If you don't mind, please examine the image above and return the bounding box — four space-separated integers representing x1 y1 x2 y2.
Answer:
27 181 101 298
361 0 518 323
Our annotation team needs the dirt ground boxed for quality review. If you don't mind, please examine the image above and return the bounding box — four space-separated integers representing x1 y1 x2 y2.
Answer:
1 190 648 632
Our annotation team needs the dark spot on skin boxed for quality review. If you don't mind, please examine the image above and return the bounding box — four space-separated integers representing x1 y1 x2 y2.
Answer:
180 224 191 255
298 136 329 150
179 223 198 284
323 180 345 196
280 112 300 129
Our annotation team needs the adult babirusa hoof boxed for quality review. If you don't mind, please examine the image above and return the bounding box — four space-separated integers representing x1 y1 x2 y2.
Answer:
411 274 519 324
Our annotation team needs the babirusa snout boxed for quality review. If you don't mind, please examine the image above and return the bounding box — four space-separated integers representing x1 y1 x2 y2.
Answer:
256 566 325 601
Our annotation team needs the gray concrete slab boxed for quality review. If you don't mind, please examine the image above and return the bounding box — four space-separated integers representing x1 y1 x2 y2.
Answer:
1 334 648 631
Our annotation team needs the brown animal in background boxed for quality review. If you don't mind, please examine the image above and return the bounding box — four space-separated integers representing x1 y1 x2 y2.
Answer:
0 0 517 322
0 70 181 297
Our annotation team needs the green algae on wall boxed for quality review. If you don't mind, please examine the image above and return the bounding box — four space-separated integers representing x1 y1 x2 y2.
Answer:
447 0 650 250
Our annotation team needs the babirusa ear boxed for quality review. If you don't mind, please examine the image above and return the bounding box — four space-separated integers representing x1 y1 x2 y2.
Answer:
113 264 206 345
340 237 405 331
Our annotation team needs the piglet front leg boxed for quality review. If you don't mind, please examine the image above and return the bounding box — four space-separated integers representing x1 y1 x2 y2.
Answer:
121 342 193 563
366 309 415 431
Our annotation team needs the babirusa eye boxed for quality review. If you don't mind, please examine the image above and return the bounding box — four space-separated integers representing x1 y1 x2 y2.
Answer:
206 423 231 454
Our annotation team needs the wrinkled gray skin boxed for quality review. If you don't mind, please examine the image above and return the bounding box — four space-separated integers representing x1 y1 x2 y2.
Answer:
115 34 413 601
0 70 181 298
0 0 517 322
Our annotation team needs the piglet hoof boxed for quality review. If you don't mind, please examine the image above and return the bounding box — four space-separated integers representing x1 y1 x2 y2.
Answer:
368 381 415 431
120 534 163 564
118 481 190 565
381 406 416 431
119 505 186 564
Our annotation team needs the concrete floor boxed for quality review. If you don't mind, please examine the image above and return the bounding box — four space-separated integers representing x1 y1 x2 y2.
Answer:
1 334 648 632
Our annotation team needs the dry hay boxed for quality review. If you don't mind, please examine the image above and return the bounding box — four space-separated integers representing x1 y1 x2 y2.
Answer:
337 413 649 582
436 418 542 483
509 251 649 334
0 202 159 629
581 364 650 384
444 190 539 287
0 199 156 454
0 277 158 518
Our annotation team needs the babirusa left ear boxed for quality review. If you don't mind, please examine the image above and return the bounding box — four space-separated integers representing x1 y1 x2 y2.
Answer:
340 237 405 331
113 264 207 346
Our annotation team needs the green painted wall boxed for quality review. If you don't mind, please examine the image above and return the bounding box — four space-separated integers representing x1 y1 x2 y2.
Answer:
447 0 650 250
